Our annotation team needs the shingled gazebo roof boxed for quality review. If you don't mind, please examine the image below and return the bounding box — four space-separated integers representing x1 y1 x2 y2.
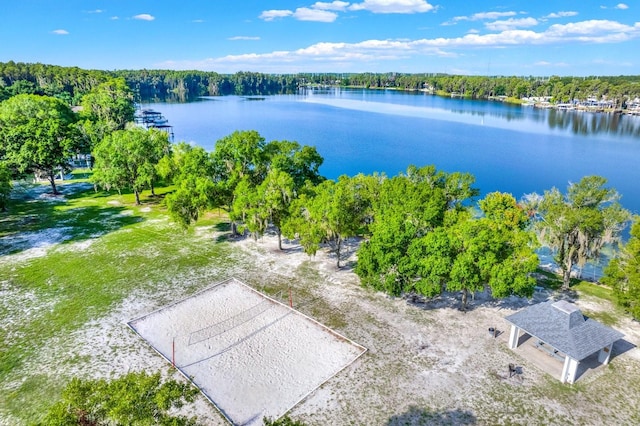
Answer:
505 300 623 361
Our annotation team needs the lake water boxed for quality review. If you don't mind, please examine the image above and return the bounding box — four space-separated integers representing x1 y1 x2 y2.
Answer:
143 88 640 216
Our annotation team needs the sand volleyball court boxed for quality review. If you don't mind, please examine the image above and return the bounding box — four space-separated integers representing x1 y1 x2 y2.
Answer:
128 278 366 425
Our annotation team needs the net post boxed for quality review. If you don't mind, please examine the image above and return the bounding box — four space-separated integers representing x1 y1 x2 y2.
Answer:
172 338 175 368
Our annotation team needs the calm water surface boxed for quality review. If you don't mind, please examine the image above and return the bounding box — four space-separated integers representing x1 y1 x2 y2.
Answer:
144 88 640 215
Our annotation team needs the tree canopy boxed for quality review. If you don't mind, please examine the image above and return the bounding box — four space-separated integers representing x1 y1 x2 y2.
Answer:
0 93 81 194
0 161 11 211
283 174 373 266
602 217 640 320
523 176 631 290
406 192 538 308
92 127 170 204
78 77 135 149
355 165 478 295
165 131 324 238
40 371 198 426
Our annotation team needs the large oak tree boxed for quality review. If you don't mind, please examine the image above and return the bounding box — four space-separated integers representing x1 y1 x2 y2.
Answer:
0 94 81 194
524 176 630 290
92 127 170 205
406 192 538 309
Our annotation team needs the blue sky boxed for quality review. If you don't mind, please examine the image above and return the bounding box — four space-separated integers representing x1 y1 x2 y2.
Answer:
1 1 638 76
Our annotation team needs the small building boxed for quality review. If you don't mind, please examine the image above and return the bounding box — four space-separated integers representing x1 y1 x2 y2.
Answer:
505 300 623 384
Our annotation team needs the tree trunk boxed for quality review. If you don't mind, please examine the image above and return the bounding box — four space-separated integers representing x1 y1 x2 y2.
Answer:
461 288 468 311
134 189 141 205
150 181 156 196
336 237 342 268
277 229 283 250
562 263 572 291
48 174 59 195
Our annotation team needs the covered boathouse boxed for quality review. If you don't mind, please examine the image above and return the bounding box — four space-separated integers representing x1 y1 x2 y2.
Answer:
505 300 623 384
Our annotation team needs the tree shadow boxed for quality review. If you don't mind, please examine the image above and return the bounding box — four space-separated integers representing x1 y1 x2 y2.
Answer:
386 406 476 425
405 290 493 313
0 183 145 258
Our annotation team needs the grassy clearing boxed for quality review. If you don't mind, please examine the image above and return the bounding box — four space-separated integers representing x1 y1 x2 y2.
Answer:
573 281 615 303
0 178 240 424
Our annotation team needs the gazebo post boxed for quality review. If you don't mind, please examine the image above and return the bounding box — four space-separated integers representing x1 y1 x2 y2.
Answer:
508 324 520 349
561 356 579 384
598 343 614 365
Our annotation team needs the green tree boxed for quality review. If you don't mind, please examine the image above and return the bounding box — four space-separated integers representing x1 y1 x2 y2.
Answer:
264 140 324 190
231 176 267 238
356 166 477 295
163 143 217 229
0 94 80 194
284 175 370 267
524 176 631 290
80 78 135 131
0 161 12 211
92 127 169 205
407 192 538 309
602 217 640 320
40 371 199 426
212 130 268 232
233 169 296 248
260 169 295 249
78 78 135 151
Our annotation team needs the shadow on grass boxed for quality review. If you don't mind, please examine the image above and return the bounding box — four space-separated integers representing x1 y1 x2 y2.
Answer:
213 222 232 243
0 190 144 258
387 406 476 425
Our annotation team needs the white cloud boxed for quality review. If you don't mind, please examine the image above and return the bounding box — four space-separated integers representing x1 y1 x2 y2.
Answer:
260 10 294 21
349 0 435 14
159 19 640 72
133 14 155 21
110 16 119 20
228 36 261 41
454 11 517 22
192 19 205 23
615 3 629 10
312 1 350 11
87 9 104 14
534 61 568 67
51 29 69 35
294 7 339 22
546 19 636 37
485 17 538 31
545 11 578 19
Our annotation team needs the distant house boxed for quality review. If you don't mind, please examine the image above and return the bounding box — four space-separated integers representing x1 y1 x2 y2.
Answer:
505 300 623 384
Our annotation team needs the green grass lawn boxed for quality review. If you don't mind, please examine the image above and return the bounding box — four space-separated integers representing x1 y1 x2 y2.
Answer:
0 178 240 423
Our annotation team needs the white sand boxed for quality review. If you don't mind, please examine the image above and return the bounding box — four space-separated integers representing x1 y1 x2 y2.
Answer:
128 278 366 426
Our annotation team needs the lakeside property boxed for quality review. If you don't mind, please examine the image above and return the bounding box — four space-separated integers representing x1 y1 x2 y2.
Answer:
1 177 639 425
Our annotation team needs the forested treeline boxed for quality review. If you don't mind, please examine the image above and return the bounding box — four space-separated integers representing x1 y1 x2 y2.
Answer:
2 61 640 105
0 62 302 103
336 73 640 103
0 61 110 105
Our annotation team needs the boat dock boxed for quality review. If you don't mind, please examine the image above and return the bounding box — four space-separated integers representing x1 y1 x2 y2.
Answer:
134 108 174 141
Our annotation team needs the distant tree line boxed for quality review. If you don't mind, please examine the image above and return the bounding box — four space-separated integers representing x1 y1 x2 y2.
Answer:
2 61 640 105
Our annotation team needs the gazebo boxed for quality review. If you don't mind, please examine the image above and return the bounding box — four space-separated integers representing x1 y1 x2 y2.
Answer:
505 300 623 384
